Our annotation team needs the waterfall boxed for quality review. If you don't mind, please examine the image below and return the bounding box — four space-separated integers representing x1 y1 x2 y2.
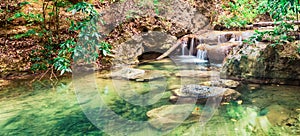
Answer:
196 49 207 60
189 38 194 56
181 41 187 56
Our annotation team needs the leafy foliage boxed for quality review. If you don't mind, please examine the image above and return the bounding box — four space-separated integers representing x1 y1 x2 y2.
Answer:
69 2 111 65
216 0 259 28
8 1 112 76
248 0 299 47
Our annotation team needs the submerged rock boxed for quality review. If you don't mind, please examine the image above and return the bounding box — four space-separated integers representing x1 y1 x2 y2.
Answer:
110 68 145 79
170 84 241 104
264 104 291 125
146 104 197 130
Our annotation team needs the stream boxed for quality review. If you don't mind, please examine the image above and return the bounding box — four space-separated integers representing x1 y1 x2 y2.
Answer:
0 58 300 135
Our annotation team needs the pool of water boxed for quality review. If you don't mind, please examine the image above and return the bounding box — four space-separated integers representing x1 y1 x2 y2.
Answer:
0 58 299 135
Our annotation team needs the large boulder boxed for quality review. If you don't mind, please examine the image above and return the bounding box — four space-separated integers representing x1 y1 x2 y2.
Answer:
221 41 300 85
196 42 241 64
170 84 241 104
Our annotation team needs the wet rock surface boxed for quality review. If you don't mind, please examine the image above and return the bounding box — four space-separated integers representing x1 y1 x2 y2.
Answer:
104 68 165 82
170 84 241 104
199 79 240 88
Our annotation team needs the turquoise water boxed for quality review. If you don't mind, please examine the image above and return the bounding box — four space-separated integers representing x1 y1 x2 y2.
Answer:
0 59 299 135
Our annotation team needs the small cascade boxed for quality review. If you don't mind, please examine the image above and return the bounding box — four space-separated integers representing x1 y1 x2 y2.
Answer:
181 41 187 56
217 35 221 45
238 36 242 42
196 49 207 60
189 38 194 56
238 36 243 45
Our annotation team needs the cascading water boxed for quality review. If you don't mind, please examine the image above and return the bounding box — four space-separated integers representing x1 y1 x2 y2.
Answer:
196 49 207 60
238 35 243 46
217 35 221 45
189 38 194 56
196 38 207 60
181 41 187 56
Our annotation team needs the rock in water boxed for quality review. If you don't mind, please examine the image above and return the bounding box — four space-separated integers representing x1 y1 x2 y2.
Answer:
109 68 165 81
110 68 145 79
199 79 240 88
175 70 219 78
146 104 197 131
170 84 241 104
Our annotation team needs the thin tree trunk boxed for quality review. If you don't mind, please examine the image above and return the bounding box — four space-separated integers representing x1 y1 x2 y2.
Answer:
5 0 9 39
246 21 300 28
156 40 182 60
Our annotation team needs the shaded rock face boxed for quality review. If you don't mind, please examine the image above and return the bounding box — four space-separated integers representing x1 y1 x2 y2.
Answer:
221 41 300 85
113 31 177 66
170 84 241 104
205 44 235 64
113 41 144 66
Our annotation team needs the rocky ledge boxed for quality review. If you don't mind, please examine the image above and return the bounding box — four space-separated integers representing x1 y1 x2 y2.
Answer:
221 41 300 85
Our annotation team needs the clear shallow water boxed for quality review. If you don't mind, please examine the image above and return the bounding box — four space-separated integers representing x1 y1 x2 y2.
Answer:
0 58 299 135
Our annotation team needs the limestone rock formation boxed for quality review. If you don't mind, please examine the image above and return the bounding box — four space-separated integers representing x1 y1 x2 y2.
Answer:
99 0 209 35
221 41 300 85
